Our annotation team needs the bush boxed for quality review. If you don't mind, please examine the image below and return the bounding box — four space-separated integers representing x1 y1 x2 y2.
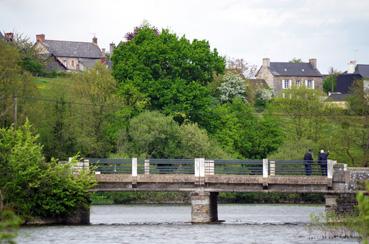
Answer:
0 121 96 220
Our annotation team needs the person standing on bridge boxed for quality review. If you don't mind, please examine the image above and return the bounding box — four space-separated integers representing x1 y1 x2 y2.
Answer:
303 149 313 176
318 149 329 176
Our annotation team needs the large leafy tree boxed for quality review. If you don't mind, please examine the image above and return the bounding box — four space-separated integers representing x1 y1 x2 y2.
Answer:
112 24 225 127
112 24 225 85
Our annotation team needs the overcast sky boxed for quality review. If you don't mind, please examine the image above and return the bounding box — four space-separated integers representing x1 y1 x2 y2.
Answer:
1 0 369 73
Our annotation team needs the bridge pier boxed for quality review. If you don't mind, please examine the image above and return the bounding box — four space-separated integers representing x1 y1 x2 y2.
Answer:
191 191 218 223
325 193 357 215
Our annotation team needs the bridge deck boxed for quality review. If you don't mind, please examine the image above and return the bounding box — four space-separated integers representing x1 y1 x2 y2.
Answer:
92 174 344 193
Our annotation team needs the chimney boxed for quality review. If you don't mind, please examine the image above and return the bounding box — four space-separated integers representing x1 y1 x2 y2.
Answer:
347 60 357 74
109 42 116 55
36 34 45 43
262 58 270 67
309 58 317 69
4 32 14 42
92 36 98 45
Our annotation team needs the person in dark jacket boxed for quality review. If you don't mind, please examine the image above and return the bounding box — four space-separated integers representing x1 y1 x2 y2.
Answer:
318 149 329 176
303 149 313 176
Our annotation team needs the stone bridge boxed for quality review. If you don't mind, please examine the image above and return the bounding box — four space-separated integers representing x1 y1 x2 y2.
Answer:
74 158 369 223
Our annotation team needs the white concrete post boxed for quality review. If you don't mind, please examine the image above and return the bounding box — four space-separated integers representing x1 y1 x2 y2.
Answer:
327 159 334 179
263 159 268 178
144 159 150 175
344 163 347 171
132 157 138 177
270 161 276 176
195 158 205 177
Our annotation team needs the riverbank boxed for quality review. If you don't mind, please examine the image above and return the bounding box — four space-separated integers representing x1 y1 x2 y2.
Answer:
91 192 325 205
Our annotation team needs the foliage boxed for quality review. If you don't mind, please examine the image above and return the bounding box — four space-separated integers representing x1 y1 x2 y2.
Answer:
218 71 247 103
212 98 282 158
8 33 46 76
119 111 180 158
0 121 96 220
0 210 21 244
112 24 224 127
349 183 369 243
147 79 214 127
348 81 369 167
0 39 37 127
226 58 257 78
323 74 338 94
112 24 225 85
71 62 120 157
289 57 302 63
117 111 228 158
271 87 325 141
255 88 273 109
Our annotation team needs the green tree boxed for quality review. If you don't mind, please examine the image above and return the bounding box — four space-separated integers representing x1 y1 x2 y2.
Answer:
271 87 325 141
112 24 225 128
212 98 282 158
177 123 229 159
323 74 338 94
0 121 95 220
0 40 37 127
289 58 303 63
112 24 225 85
72 63 121 157
348 81 369 167
118 111 180 158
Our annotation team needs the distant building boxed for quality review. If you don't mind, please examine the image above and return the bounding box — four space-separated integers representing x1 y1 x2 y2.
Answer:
255 58 323 94
34 34 104 72
336 61 369 94
0 31 3 40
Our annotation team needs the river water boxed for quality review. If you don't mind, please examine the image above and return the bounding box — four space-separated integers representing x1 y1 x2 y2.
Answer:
17 204 358 244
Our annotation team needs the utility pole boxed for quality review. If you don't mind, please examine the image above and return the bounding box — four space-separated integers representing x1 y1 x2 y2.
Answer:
13 96 17 128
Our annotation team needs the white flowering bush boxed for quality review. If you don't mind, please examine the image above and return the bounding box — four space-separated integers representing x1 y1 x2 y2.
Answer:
218 72 246 102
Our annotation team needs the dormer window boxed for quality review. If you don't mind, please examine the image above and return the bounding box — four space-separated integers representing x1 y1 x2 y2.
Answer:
301 69 304 72
284 68 287 72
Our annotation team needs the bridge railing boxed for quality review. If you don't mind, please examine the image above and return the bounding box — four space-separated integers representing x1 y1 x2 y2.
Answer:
88 158 145 174
268 160 325 176
146 159 194 174
210 159 263 175
80 157 336 178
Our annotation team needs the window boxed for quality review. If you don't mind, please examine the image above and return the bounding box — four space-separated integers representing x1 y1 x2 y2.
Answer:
306 80 314 89
282 79 291 89
71 60 74 67
296 80 301 87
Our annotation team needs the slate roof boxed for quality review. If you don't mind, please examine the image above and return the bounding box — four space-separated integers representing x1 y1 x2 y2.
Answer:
269 62 322 77
79 58 99 69
336 74 363 94
355 64 369 78
42 40 102 59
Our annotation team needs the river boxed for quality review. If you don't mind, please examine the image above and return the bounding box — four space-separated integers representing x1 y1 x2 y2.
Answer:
17 204 358 243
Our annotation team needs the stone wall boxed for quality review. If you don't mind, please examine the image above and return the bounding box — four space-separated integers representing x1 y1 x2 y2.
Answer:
26 207 90 225
348 168 369 191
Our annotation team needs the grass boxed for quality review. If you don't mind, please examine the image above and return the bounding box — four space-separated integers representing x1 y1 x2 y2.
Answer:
33 76 75 97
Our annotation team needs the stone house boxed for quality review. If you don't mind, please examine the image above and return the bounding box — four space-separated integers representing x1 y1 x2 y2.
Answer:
255 58 323 94
34 34 104 72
